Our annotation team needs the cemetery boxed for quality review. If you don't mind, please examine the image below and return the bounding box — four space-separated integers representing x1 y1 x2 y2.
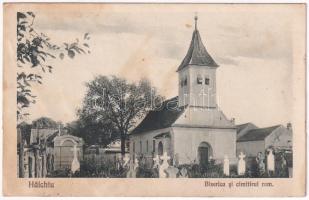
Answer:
17 15 293 179
59 146 292 178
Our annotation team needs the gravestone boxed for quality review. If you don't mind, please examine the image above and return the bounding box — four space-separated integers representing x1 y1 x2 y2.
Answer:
71 145 80 174
256 152 265 175
126 155 139 178
223 155 230 176
123 154 130 167
173 153 179 167
159 152 170 178
278 154 288 177
165 166 179 178
179 167 188 178
238 152 246 176
267 149 275 174
126 159 134 178
134 157 139 170
153 154 160 169
288 167 293 178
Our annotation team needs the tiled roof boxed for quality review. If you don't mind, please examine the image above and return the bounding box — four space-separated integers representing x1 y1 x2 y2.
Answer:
237 125 281 142
236 122 259 139
130 97 185 135
177 29 218 72
236 123 254 133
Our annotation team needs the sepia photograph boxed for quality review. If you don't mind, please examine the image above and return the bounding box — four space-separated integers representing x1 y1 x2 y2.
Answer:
2 3 306 196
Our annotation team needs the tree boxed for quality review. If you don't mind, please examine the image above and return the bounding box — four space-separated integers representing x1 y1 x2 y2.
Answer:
78 75 163 155
66 119 118 147
32 117 60 129
17 12 91 121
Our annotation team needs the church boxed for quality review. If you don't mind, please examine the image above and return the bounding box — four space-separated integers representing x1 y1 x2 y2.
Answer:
129 16 237 167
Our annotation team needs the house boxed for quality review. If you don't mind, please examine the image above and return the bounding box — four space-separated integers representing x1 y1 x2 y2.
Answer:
84 139 129 168
129 16 237 167
103 139 129 166
236 123 258 139
236 123 293 157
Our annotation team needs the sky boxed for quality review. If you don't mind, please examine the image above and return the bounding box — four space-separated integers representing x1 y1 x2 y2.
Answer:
24 4 304 127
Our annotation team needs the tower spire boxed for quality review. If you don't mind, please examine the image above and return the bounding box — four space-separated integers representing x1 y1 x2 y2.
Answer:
194 13 198 30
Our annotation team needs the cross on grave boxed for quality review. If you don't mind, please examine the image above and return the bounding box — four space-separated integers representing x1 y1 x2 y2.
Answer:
134 157 139 170
223 155 230 176
179 167 188 178
160 152 170 163
267 149 275 172
153 154 160 168
159 152 170 178
70 145 80 174
123 154 130 167
238 152 246 176
239 152 246 160
256 152 265 175
126 154 139 178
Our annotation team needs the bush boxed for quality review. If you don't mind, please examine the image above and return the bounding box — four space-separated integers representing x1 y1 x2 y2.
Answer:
178 162 223 178
74 159 127 178
48 168 71 177
136 167 158 178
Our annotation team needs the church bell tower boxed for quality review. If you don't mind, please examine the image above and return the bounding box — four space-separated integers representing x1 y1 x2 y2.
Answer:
178 15 219 108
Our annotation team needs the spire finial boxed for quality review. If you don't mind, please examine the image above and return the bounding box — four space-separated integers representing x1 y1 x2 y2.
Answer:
194 13 198 30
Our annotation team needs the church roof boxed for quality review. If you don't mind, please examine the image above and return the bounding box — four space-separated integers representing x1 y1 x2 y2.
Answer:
177 29 218 72
130 97 185 135
237 125 281 142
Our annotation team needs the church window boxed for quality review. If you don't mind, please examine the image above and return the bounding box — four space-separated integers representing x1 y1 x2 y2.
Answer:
153 140 156 152
133 141 135 153
197 75 203 84
158 141 163 156
132 141 136 163
205 78 210 85
146 140 149 152
140 141 142 152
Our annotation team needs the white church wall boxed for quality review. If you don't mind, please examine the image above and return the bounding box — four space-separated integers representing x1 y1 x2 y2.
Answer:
188 65 217 108
129 127 173 157
175 107 234 128
178 67 190 107
172 126 236 165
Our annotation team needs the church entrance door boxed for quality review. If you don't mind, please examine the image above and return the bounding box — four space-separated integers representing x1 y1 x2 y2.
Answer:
198 146 209 169
198 142 213 169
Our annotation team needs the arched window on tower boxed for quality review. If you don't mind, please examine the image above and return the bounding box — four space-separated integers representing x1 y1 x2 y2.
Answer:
180 77 187 87
181 77 187 87
205 77 210 85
